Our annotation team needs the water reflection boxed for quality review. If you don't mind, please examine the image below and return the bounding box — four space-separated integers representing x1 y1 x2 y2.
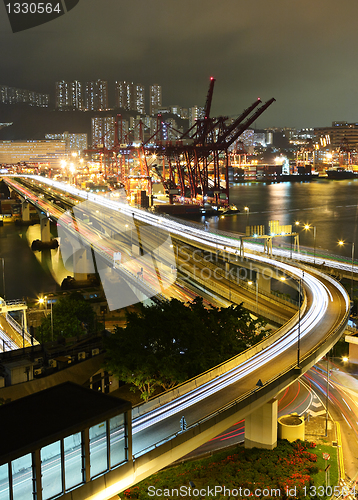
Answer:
206 179 358 259
25 224 72 286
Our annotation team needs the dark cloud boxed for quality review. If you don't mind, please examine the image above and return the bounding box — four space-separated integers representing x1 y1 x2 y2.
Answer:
1 0 358 127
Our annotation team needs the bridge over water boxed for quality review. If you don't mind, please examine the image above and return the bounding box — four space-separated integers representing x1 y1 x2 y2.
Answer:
0 175 350 500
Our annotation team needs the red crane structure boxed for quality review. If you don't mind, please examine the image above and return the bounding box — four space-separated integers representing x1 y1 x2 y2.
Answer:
84 80 275 207
145 80 275 207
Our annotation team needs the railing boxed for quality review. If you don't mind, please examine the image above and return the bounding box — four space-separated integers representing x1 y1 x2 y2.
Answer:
132 284 308 419
5 313 36 345
5 299 27 307
133 295 348 458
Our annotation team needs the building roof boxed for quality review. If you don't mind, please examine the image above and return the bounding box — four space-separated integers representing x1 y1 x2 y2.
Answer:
0 381 131 464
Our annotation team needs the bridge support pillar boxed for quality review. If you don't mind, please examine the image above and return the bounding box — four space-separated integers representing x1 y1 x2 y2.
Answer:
244 398 277 450
22 201 30 222
40 216 51 242
73 247 93 281
257 271 271 294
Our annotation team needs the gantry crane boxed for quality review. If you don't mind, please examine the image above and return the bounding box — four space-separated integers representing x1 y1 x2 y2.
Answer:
84 79 275 207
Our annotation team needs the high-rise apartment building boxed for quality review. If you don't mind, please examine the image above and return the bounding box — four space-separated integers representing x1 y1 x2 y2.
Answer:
91 116 115 148
71 81 83 110
115 81 145 114
149 84 162 116
188 106 204 128
55 81 71 109
85 80 108 111
134 84 145 114
97 80 108 111
0 85 49 107
55 81 83 110
115 81 131 110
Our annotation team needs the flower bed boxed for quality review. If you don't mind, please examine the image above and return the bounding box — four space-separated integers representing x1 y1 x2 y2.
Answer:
122 440 335 500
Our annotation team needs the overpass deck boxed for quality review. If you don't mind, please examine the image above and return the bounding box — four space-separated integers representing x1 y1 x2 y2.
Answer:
0 175 351 500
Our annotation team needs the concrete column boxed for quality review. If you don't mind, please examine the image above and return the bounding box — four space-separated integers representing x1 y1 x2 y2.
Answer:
83 428 90 483
257 271 271 293
22 201 30 222
40 217 51 242
225 262 230 274
73 247 93 281
244 398 278 450
126 409 132 461
33 449 43 500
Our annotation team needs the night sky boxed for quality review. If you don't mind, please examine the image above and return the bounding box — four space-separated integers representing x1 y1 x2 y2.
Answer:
1 0 358 128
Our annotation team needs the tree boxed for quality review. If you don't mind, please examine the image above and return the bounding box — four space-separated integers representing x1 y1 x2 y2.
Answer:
37 292 96 342
104 297 268 401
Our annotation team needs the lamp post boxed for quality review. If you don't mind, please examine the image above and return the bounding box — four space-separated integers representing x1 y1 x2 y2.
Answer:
297 272 304 368
49 296 54 341
1 257 5 300
291 221 300 260
338 240 355 301
281 273 303 367
304 224 317 264
38 295 54 341
244 206 250 228
325 350 330 437
351 242 355 302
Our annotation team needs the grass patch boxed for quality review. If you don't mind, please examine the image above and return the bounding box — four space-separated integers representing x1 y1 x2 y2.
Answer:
121 440 339 499
310 444 338 490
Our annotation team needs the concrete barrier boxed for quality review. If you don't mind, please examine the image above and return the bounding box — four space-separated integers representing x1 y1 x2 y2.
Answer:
132 288 307 419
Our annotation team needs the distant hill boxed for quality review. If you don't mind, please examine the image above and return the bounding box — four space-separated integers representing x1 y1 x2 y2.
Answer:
0 104 188 143
0 104 93 140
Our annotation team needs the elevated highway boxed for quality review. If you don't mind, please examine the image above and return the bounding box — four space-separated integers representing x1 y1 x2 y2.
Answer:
1 175 351 499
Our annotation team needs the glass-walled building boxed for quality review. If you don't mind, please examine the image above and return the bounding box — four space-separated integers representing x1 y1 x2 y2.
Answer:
0 382 131 500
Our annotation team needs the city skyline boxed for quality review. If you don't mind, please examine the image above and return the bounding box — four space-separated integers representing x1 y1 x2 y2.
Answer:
2 0 358 129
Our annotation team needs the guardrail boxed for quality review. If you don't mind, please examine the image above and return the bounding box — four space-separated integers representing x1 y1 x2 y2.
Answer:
5 313 37 345
5 178 167 306
132 282 307 419
133 296 348 458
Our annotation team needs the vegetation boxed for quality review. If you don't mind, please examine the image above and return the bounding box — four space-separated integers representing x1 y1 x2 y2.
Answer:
121 440 336 500
37 292 96 342
104 297 268 401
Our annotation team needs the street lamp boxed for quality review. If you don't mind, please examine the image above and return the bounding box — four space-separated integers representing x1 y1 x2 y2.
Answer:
1 257 5 300
325 351 330 437
297 272 304 368
304 224 317 264
244 206 250 224
38 295 54 341
280 273 303 367
338 240 355 301
47 295 54 341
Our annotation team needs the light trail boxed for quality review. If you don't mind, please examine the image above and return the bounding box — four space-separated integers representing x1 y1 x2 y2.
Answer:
2 175 351 458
